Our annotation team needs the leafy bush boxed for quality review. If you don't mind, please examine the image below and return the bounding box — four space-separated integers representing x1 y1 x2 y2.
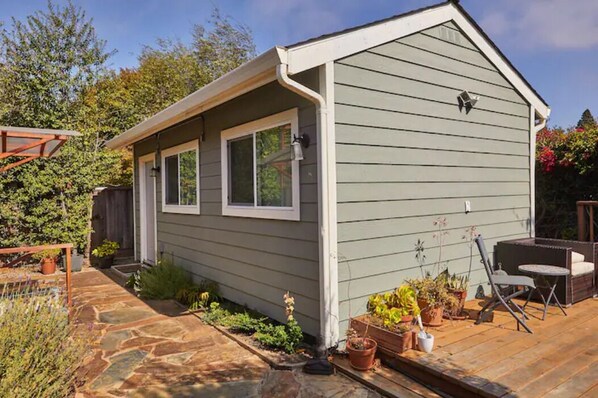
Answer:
91 240 120 258
535 123 598 239
133 258 191 299
175 280 221 310
0 281 91 397
201 292 304 354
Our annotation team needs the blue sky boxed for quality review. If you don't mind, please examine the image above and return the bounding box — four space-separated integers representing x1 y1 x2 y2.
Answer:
1 0 597 128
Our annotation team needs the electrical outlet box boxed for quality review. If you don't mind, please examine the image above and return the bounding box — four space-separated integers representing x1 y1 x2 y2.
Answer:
465 200 471 213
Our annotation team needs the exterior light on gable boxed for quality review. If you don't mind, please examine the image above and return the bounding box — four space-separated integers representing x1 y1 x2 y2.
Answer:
291 134 310 161
458 90 480 114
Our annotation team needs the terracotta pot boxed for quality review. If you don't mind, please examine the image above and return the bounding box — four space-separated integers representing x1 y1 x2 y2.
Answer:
445 289 467 319
346 338 377 371
418 299 444 327
40 257 57 275
351 315 414 354
401 315 414 324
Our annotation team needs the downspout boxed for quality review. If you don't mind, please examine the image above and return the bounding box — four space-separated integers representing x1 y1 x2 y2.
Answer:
276 62 337 348
529 107 548 238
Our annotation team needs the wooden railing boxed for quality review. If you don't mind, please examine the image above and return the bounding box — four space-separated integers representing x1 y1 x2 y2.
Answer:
0 243 73 306
576 201 598 242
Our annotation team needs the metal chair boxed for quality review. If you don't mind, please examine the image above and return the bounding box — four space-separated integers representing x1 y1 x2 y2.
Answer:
475 235 536 333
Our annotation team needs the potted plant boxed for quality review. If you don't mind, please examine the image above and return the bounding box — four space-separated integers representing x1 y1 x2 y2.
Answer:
437 270 469 319
32 249 62 275
345 327 377 371
350 285 419 354
71 247 85 272
92 240 120 269
407 276 456 327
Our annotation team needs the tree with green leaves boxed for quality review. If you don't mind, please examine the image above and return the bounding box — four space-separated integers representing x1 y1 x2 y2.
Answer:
577 109 597 130
0 1 121 250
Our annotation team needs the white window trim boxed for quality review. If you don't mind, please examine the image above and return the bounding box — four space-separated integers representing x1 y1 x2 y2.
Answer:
221 108 300 221
161 140 200 215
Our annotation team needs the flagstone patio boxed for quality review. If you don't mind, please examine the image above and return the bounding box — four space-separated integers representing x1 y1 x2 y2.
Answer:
73 268 383 397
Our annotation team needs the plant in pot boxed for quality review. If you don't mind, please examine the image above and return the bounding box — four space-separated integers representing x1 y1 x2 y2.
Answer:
92 240 120 269
345 327 377 371
32 249 62 275
437 270 469 320
407 276 457 327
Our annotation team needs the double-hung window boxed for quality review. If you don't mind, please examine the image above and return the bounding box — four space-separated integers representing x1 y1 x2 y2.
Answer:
161 140 200 214
221 108 300 220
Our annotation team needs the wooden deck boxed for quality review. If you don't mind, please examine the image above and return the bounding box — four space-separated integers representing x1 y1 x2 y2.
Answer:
337 297 598 398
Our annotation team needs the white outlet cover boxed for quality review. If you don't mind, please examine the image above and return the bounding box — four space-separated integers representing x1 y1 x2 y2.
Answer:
465 200 471 213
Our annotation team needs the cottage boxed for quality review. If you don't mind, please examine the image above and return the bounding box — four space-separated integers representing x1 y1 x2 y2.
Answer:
107 0 550 348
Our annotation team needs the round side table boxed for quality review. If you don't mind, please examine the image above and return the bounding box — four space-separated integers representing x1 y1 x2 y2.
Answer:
518 264 569 320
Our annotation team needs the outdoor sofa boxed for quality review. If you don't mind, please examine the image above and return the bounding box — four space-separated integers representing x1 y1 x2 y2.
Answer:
495 238 597 306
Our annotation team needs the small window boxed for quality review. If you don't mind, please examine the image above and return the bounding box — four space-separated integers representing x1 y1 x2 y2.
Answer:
221 109 300 221
161 140 200 214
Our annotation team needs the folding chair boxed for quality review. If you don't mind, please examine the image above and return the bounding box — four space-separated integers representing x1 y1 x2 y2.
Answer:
475 235 536 333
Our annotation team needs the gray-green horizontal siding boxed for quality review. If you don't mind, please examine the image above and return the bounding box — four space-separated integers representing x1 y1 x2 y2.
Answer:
133 69 321 335
335 22 532 335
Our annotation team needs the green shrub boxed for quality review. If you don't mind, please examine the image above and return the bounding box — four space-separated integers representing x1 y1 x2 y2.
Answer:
91 240 120 258
133 258 191 299
0 282 91 397
202 292 304 354
175 280 221 310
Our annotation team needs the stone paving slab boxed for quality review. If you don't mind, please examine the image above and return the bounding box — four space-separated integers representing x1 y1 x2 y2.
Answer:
74 268 381 397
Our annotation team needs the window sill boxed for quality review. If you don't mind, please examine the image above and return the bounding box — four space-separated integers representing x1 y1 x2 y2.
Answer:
162 205 200 215
222 205 300 221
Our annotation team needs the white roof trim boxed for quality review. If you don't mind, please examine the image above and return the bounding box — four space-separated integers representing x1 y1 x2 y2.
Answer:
286 2 549 119
107 2 549 150
106 47 284 149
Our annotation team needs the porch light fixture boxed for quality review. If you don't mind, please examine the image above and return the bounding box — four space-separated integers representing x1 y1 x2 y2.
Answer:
291 133 310 161
457 90 480 114
150 166 160 177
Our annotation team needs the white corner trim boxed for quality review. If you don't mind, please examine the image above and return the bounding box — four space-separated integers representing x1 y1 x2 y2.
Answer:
320 62 340 347
132 146 137 261
138 153 157 264
529 106 536 238
220 108 300 221
160 140 201 215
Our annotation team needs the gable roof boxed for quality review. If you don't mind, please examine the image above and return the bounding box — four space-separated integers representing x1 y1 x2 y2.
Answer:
107 1 549 150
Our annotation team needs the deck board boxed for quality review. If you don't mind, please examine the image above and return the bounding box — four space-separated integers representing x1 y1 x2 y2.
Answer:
377 297 598 397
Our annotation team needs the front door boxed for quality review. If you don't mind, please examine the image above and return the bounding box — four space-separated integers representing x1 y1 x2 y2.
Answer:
139 155 156 265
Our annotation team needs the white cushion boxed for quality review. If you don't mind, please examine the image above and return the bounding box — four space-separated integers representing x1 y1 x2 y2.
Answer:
571 261 594 276
571 251 585 263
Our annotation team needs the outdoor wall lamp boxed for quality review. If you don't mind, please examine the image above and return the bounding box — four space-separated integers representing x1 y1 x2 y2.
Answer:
457 90 480 114
150 166 160 178
291 133 310 161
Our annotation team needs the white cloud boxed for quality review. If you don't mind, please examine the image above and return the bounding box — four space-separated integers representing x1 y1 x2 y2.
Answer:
480 0 598 50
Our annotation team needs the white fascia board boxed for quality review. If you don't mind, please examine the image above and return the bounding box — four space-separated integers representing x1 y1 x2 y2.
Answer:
286 5 453 74
106 47 285 149
286 3 550 120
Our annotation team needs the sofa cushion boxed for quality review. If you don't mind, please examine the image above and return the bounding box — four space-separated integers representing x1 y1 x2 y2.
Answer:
571 261 594 276
571 251 585 263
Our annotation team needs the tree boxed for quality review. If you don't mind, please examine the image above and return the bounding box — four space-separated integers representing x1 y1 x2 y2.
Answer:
0 1 120 249
577 109 597 130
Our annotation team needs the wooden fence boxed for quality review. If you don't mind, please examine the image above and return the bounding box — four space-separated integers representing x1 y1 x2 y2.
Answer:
91 187 134 257
577 201 598 241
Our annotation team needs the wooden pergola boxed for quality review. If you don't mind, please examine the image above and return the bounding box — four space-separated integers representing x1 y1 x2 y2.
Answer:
0 126 80 172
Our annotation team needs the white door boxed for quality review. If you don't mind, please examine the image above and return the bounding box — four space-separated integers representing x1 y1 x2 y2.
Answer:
139 156 156 265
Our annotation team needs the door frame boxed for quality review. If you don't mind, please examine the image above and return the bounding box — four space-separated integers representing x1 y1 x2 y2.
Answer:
138 153 157 265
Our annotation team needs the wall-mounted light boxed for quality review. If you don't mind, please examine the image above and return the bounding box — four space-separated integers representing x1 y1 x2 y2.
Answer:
150 166 160 178
457 90 480 114
291 134 310 161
